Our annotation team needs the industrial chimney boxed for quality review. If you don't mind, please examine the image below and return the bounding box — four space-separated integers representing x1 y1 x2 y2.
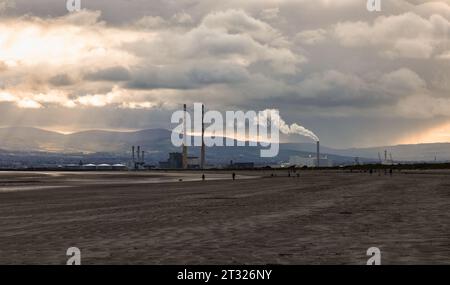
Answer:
137 146 141 162
316 141 320 168
142 151 145 164
182 104 188 169
201 104 205 169
132 146 135 162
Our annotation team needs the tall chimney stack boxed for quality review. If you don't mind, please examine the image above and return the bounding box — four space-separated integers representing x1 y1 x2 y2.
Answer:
201 104 205 169
182 104 188 169
142 151 145 164
132 146 135 162
316 141 320 168
137 146 141 161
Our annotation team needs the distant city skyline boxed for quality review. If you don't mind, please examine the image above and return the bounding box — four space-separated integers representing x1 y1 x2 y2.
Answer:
1 0 450 148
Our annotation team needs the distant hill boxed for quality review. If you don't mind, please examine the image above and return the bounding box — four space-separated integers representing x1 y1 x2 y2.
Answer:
0 127 449 163
0 127 65 152
0 127 174 153
282 143 450 162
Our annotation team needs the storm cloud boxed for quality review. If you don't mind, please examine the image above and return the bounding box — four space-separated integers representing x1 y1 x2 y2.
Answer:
0 0 449 147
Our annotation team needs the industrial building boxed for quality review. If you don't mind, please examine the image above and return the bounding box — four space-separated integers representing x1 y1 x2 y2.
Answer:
159 153 202 169
288 141 332 167
229 161 255 169
187 156 200 169
379 150 396 165
82 164 97 170
289 155 333 167
97 164 113 170
112 164 128 170
159 152 183 169
129 145 147 170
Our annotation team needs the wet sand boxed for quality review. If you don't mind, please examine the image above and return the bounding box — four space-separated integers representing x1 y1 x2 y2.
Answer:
0 170 449 264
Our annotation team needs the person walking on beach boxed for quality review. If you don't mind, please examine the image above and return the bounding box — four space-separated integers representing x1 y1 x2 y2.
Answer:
232 172 236 181
202 174 205 181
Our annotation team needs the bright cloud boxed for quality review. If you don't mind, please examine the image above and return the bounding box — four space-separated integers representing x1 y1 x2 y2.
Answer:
0 0 450 147
333 12 450 58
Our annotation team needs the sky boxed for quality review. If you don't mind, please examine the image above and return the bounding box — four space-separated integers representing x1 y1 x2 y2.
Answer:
0 0 449 148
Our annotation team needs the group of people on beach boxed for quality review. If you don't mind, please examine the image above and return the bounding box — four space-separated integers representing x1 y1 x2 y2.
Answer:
199 167 395 182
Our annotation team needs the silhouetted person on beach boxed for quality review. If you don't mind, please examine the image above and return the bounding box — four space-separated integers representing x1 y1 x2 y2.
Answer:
202 174 205 181
389 169 393 176
232 173 236 180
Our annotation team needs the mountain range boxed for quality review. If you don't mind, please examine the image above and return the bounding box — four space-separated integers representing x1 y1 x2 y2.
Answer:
0 127 449 164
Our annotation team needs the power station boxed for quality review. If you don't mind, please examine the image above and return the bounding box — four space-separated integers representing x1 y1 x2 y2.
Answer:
182 103 206 169
182 104 188 169
317 141 320 168
288 140 332 168
130 145 146 169
201 104 206 170
160 103 207 169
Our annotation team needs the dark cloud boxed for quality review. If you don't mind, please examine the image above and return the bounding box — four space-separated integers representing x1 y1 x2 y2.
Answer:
1 0 450 147
49 74 75 86
85 66 131 82
126 63 249 90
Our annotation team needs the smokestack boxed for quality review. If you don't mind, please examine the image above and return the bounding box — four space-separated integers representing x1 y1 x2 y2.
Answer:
316 141 320 168
201 104 205 169
142 151 145 164
132 146 135 162
182 104 188 169
137 146 141 161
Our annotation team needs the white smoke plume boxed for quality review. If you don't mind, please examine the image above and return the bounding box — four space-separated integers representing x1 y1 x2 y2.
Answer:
259 109 319 142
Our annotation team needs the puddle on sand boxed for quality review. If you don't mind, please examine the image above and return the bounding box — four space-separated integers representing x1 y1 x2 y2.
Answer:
0 172 258 192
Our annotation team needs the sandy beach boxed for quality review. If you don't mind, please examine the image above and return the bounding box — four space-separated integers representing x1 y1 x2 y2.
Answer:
0 170 449 265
